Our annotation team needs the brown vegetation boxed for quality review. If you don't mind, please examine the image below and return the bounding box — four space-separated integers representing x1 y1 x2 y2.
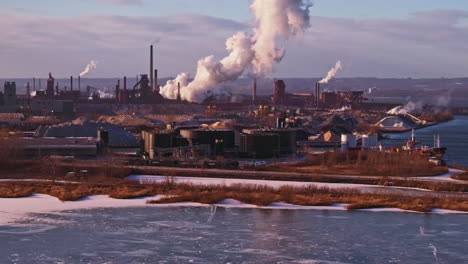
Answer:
147 183 468 213
452 171 468 181
262 151 447 177
1 178 467 212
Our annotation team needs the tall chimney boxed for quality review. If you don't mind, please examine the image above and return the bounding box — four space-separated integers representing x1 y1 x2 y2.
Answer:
154 69 159 93
78 76 81 91
315 82 321 107
124 76 127 90
116 79 120 101
26 82 30 99
252 78 257 103
33 78 36 91
39 79 41 90
70 76 73 91
177 82 181 101
150 45 154 91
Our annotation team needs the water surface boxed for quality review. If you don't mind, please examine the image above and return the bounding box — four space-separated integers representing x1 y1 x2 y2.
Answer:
1 207 467 263
382 115 468 167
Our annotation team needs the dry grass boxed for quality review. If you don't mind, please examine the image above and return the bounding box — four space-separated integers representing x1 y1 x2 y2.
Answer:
262 151 448 177
1 180 467 212
147 183 468 213
452 171 468 181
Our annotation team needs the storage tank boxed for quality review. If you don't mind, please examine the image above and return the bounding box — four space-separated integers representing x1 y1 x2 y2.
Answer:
341 134 357 151
362 134 379 149
368 134 378 148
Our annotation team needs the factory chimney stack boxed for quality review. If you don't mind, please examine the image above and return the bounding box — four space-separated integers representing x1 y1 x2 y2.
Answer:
315 82 321 107
150 45 154 92
177 82 181 101
26 82 30 99
154 69 159 93
70 76 73 91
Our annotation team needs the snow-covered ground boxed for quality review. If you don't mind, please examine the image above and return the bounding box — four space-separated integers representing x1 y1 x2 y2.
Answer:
125 175 436 195
2 194 467 226
126 175 379 191
0 194 159 225
419 168 465 182
0 169 466 225
0 195 352 225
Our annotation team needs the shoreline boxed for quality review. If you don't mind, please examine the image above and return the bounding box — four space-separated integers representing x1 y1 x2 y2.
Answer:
1 193 467 226
1 169 466 226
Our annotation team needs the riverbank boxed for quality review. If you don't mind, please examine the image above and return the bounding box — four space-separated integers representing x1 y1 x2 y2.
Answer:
1 172 468 226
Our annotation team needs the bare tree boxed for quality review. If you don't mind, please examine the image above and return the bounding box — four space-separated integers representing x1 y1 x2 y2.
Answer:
41 156 60 185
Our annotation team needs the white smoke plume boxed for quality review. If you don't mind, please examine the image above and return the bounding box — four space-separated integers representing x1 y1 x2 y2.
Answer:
160 0 312 102
319 60 342 84
79 60 98 77
387 101 423 115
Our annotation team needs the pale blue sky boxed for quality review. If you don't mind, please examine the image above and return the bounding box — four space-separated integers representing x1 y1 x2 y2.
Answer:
1 0 468 78
4 0 468 20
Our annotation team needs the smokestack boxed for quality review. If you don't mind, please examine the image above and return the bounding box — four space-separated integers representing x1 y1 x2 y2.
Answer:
154 69 159 93
150 45 154 91
39 79 41 91
124 76 127 90
26 82 30 99
252 78 257 103
70 76 73 91
33 78 36 91
315 82 321 107
116 79 120 92
78 76 81 91
177 82 181 101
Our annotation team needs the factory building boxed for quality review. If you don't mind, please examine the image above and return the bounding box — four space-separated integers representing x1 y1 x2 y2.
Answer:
243 128 297 154
4 82 17 106
240 132 280 158
34 118 139 150
141 130 191 159
180 128 235 155
30 100 74 116
319 90 367 108
18 137 97 158
273 80 286 105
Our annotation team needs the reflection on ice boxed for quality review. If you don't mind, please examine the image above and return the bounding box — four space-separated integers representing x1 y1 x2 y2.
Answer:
0 207 467 263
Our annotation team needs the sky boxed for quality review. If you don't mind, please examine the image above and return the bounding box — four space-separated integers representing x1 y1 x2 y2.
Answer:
1 0 468 78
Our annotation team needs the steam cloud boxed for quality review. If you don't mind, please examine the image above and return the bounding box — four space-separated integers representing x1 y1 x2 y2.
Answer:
80 60 98 77
160 0 312 102
319 60 342 84
387 101 423 115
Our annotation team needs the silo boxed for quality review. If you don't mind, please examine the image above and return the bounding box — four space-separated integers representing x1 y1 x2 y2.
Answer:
341 134 349 152
362 135 369 149
341 134 357 151
368 134 379 148
348 134 357 148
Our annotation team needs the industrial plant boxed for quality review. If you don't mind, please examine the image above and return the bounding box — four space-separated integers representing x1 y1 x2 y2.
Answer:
0 44 457 170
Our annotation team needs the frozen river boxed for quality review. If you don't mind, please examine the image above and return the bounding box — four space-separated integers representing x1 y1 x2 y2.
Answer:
1 206 467 263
